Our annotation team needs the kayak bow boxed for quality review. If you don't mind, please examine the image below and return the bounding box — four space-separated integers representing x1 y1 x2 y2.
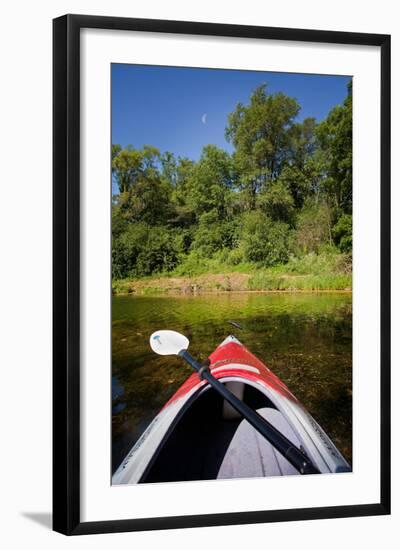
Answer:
112 335 350 484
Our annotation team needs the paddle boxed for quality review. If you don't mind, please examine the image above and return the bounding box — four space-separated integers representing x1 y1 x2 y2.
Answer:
150 330 319 475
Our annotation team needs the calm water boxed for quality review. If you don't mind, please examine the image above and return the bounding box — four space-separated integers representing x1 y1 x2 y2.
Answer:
112 292 352 473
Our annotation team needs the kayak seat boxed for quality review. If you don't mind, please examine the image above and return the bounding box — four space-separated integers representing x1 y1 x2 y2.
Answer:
217 407 301 478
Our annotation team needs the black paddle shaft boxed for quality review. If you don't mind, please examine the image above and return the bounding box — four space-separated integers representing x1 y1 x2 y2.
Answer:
179 350 319 475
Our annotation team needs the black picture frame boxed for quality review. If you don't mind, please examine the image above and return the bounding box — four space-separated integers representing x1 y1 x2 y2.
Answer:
53 14 391 536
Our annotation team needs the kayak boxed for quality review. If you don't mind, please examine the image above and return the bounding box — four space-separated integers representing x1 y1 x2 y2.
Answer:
112 335 351 484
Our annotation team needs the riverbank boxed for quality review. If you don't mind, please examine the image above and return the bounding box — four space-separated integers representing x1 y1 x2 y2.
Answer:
112 252 352 295
112 271 352 295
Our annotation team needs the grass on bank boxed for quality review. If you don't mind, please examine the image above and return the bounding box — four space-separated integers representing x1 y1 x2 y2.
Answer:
247 252 351 290
112 251 352 295
247 272 351 291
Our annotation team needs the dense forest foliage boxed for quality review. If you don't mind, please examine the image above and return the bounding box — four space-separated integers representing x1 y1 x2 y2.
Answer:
112 83 352 281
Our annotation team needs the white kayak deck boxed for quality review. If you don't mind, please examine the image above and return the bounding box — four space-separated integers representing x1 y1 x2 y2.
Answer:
217 407 300 478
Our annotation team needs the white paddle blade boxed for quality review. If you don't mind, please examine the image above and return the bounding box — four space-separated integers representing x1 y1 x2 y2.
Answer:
150 330 189 356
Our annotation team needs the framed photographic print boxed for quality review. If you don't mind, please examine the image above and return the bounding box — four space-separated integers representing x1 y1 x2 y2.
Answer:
53 14 390 535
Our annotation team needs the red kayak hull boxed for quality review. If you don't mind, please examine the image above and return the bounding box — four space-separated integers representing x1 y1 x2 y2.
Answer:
162 339 297 410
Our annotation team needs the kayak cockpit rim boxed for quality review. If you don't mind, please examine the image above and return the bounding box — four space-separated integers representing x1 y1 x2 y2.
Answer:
138 376 282 483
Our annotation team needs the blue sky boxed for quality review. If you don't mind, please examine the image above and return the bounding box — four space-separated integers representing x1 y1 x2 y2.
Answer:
112 64 351 161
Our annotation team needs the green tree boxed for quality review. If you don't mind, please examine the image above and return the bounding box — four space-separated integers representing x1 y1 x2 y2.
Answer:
169 157 196 228
240 211 290 266
333 214 352 253
112 223 180 278
257 180 295 223
317 83 352 212
225 84 300 209
185 145 234 219
112 145 174 225
291 117 318 167
278 117 322 208
160 151 178 187
112 143 122 161
190 210 239 258
292 200 333 255
112 145 160 193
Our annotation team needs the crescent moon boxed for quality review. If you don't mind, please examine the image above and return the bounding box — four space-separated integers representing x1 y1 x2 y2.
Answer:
201 113 207 124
